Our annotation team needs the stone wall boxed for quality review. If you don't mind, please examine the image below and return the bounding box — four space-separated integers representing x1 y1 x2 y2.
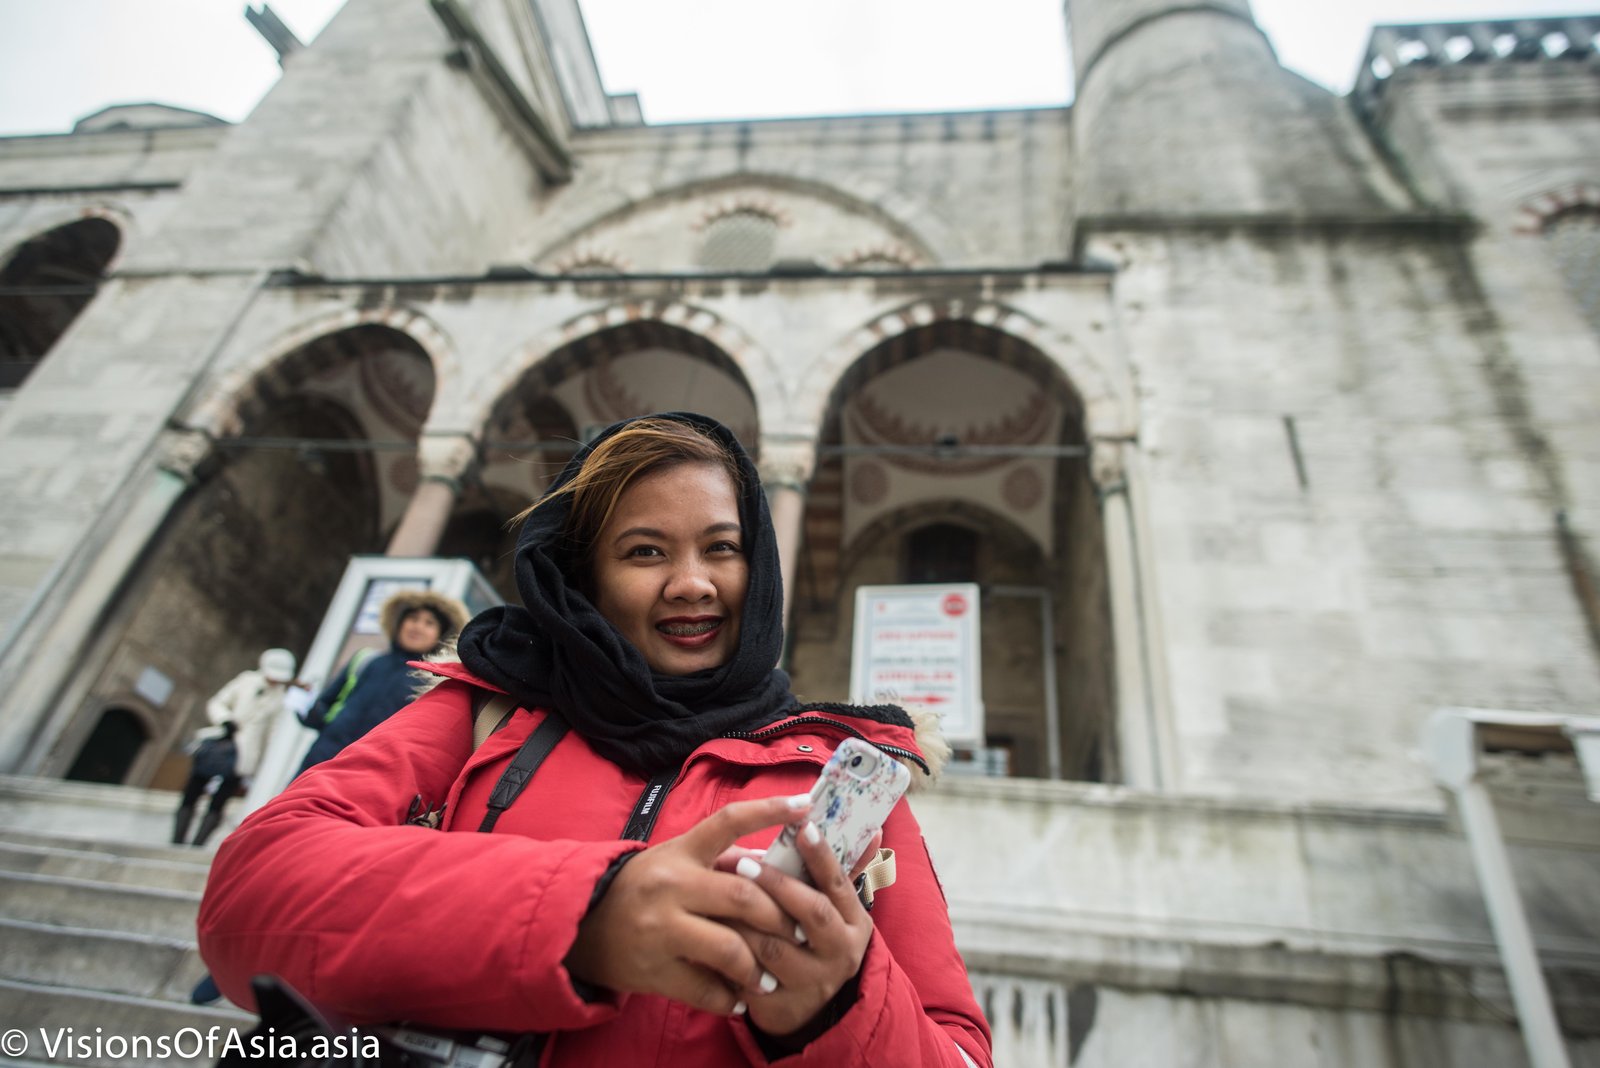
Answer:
917 769 1600 1064
1097 224 1600 802
526 108 1074 269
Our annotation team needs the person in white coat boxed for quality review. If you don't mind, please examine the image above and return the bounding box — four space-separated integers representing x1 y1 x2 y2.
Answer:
174 648 296 846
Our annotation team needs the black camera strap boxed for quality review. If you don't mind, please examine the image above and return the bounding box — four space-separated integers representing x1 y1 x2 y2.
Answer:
620 766 678 842
475 707 679 842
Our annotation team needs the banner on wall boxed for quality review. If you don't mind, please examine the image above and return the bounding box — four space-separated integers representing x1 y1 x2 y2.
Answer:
849 583 984 746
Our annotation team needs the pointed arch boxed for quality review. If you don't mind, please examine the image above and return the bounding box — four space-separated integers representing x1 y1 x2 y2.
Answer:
1 203 132 273
803 300 1130 449
0 212 127 388
189 304 459 437
459 300 779 441
788 310 1119 784
68 319 442 789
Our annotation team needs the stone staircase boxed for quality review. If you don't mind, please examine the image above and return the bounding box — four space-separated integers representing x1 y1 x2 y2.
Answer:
0 775 252 1067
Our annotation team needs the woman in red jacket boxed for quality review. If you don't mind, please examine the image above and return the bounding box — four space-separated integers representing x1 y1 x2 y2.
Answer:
198 412 992 1067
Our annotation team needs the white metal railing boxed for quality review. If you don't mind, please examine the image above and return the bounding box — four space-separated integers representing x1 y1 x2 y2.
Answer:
1423 708 1600 1068
969 972 1072 1068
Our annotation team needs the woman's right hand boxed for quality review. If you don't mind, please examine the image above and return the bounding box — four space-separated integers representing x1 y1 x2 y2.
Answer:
563 794 810 1015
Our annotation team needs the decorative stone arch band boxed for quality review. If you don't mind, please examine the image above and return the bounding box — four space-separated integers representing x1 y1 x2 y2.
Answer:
522 170 951 270
449 300 782 445
183 304 461 440
1514 183 1600 235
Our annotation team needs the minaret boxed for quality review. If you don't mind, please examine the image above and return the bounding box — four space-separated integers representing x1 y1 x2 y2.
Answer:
1064 0 1413 223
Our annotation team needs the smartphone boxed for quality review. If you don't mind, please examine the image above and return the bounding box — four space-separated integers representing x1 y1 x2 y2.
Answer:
764 737 911 883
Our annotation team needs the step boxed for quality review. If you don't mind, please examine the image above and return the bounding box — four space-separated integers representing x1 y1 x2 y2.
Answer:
0 826 216 867
0 918 209 1004
0 978 251 1068
0 774 230 848
0 870 200 941
0 837 212 894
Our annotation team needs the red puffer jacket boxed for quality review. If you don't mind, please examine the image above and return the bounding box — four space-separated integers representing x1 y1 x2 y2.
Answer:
198 664 992 1067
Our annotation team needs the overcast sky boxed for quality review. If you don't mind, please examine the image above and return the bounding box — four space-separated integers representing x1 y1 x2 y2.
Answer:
0 1 1593 134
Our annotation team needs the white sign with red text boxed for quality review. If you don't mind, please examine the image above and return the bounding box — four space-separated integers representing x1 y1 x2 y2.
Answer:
850 584 984 745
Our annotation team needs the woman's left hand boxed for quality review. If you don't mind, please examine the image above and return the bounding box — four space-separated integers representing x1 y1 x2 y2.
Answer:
725 823 882 1038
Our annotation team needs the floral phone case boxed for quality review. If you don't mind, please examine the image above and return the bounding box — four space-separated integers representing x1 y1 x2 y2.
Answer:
765 737 911 883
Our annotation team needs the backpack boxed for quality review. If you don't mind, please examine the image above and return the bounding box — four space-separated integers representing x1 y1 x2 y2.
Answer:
191 734 239 780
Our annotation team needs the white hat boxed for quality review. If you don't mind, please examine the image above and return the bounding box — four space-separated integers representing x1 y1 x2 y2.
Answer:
259 648 297 683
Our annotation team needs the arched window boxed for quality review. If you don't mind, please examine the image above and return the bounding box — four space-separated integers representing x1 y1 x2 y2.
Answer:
65 706 148 784
698 210 779 272
1544 206 1600 335
0 217 120 388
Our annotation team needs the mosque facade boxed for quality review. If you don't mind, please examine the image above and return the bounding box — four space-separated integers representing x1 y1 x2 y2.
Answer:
0 1 1597 1063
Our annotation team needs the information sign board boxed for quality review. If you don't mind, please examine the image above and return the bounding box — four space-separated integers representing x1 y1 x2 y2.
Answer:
850 583 984 745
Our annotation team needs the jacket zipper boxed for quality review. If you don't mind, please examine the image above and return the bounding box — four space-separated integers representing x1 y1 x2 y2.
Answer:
720 715 930 775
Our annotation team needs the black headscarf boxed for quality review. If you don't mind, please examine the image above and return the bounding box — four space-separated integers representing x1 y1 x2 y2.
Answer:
458 412 800 774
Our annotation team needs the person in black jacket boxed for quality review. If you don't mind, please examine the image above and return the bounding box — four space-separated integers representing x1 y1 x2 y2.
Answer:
295 589 468 775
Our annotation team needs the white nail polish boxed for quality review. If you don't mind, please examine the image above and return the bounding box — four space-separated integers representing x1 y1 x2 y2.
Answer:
802 821 821 845
732 1000 747 1016
759 971 779 994
787 792 812 808
793 924 808 945
736 857 761 880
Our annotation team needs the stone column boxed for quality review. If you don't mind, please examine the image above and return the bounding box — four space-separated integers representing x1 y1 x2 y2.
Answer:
386 433 478 558
758 436 818 625
1093 439 1163 790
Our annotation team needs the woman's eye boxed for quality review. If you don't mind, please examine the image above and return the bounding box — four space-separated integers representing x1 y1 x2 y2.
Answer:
626 545 663 558
709 541 742 555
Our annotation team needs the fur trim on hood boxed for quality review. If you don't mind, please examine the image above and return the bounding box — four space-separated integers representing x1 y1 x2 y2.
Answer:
380 589 469 643
904 708 949 792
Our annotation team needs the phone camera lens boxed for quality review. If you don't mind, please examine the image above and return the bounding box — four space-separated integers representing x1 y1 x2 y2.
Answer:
850 755 863 767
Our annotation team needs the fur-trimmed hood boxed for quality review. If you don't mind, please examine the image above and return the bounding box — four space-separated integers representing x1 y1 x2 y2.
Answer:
380 589 469 643
905 708 949 791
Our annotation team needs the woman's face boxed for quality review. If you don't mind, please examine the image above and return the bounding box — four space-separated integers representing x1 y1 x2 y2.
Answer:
592 461 748 676
396 610 443 655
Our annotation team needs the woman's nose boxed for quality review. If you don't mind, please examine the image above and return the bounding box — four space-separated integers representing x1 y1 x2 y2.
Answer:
664 562 716 601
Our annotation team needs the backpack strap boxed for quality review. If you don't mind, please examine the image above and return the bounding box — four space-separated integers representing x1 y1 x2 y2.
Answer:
319 647 378 726
471 692 518 751
479 713 569 833
468 690 571 834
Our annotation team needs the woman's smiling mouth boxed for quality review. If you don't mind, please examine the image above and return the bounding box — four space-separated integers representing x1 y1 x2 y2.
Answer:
656 617 723 646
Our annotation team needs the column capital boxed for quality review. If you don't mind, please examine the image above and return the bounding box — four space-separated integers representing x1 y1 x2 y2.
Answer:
416 433 480 489
1089 437 1130 492
758 435 818 494
156 428 217 485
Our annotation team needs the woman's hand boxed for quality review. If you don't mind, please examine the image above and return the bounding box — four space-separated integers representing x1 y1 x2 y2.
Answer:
563 794 811 1015
726 821 881 1038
